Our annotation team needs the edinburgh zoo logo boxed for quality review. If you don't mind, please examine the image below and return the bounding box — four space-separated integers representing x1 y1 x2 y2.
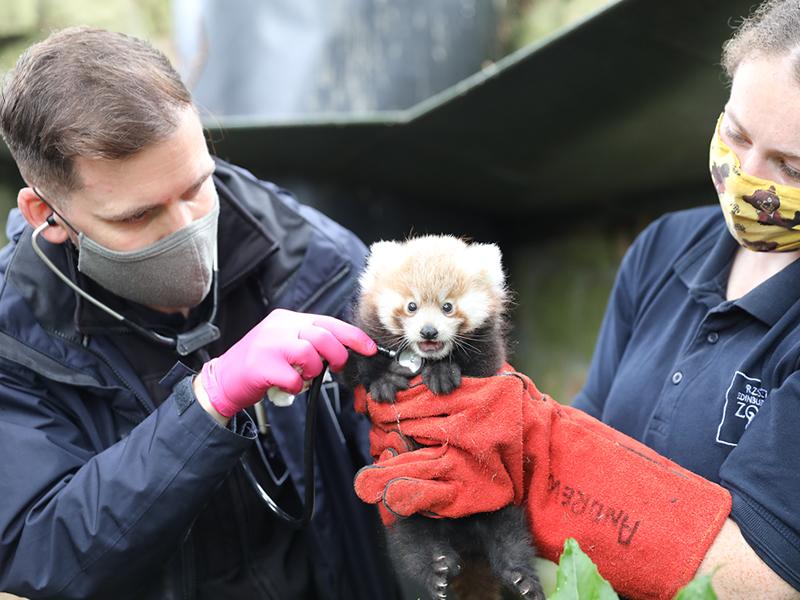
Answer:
716 371 767 447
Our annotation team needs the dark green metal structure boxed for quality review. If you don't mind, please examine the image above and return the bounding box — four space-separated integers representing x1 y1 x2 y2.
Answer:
196 0 757 220
0 0 759 228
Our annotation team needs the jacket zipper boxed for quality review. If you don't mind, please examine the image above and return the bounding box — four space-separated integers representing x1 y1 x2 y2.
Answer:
77 340 156 414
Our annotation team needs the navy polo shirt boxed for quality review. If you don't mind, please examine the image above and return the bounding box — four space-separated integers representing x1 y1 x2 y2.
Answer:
573 205 800 590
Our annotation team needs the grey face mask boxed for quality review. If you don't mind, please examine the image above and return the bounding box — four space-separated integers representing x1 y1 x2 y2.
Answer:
75 200 219 309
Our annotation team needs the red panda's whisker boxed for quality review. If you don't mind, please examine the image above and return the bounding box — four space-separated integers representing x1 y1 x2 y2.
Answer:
451 338 476 357
453 336 480 354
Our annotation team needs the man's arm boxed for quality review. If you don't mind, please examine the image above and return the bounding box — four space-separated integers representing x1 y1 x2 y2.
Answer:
193 373 229 426
0 373 254 599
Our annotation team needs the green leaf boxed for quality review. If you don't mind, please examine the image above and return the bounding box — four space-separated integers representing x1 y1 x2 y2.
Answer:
549 538 619 600
672 572 718 600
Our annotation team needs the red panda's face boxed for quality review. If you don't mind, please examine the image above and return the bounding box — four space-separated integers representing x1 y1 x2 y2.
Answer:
391 294 465 360
358 236 507 360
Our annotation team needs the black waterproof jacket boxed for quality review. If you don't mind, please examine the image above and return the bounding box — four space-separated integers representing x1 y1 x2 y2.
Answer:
0 160 395 599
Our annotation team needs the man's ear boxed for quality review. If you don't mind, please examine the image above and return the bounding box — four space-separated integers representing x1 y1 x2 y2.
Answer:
17 187 69 244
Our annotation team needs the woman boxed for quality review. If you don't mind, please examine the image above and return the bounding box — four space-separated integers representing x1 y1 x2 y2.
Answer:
354 1 800 598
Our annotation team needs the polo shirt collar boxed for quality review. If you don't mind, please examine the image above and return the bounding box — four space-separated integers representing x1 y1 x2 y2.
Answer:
735 253 800 326
674 221 800 326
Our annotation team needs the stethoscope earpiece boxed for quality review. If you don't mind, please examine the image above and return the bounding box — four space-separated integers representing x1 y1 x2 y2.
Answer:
46 214 57 227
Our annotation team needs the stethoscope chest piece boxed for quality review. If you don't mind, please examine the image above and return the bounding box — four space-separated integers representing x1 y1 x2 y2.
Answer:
397 349 424 375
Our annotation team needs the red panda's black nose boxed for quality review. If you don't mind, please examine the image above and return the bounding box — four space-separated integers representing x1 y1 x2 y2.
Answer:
420 325 438 340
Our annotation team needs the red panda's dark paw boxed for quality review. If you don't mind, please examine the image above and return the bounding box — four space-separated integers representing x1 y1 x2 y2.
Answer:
368 371 411 403
425 550 461 599
422 361 462 395
501 568 544 600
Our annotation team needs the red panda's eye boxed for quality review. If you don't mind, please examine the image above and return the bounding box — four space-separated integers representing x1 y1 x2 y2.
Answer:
407 302 417 313
442 302 453 314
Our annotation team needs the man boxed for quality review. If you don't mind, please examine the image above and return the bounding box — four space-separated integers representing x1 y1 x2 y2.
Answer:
0 27 397 599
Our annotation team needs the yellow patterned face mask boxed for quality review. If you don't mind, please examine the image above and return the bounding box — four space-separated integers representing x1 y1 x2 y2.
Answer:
710 113 800 252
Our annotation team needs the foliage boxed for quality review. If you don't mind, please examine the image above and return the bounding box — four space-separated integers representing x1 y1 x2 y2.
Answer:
548 538 619 600
545 538 718 600
672 571 718 600
505 0 613 51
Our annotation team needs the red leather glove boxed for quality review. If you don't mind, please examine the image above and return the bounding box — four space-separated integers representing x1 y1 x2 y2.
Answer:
353 368 732 600
354 366 526 522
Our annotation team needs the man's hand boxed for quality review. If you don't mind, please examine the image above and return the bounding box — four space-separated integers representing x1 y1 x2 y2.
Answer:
197 309 377 419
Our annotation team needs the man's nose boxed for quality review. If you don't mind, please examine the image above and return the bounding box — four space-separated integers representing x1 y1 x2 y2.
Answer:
420 325 438 340
165 201 195 231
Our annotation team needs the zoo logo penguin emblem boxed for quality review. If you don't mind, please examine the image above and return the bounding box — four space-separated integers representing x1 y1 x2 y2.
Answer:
716 371 768 447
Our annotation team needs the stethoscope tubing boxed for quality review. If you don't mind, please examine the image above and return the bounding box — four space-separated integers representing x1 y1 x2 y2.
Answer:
239 362 327 528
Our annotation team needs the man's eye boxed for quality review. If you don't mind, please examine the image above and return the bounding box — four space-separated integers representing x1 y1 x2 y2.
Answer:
122 210 150 224
183 182 204 200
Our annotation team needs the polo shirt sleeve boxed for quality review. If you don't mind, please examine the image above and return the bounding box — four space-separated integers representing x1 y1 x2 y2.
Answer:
718 370 800 591
571 230 641 417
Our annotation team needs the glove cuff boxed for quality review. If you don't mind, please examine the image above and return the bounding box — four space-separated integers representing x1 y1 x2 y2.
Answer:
527 398 732 600
200 359 239 418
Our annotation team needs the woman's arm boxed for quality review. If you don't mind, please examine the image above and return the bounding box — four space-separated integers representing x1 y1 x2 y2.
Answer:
701 519 800 599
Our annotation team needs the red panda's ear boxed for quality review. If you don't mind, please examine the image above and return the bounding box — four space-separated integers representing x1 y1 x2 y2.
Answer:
360 240 403 293
366 241 403 272
465 243 506 295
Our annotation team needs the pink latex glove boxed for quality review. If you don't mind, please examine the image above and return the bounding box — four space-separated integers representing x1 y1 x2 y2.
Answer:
199 308 377 417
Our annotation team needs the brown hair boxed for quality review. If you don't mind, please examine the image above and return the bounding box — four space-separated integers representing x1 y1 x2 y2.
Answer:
0 26 192 198
722 0 800 80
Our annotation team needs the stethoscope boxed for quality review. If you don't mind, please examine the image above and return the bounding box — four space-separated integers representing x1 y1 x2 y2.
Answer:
31 215 425 527
239 364 327 527
239 345 423 527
